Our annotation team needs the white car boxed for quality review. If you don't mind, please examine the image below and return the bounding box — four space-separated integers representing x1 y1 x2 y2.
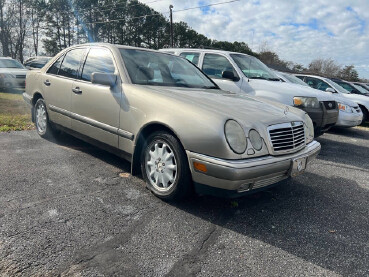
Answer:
160 48 339 135
296 74 366 125
279 72 362 128
0 57 28 90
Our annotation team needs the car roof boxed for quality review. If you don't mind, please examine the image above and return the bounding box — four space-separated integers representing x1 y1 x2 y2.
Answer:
0 57 15 60
160 48 253 57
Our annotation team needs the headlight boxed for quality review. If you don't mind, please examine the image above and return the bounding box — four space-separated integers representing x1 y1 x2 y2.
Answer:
225 120 247 154
338 103 353 113
293 97 320 109
249 129 262 151
303 113 314 143
0 73 14 79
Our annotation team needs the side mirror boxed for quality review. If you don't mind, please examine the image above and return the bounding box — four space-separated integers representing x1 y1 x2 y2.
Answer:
222 70 239 81
326 87 336 93
91 72 117 87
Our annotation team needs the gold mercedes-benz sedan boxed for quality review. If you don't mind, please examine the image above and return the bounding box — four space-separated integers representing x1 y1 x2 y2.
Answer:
23 43 321 200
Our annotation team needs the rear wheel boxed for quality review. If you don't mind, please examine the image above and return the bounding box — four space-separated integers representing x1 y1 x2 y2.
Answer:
34 98 56 138
140 131 192 200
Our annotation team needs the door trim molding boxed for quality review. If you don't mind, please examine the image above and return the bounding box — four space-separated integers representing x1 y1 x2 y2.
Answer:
48 105 134 140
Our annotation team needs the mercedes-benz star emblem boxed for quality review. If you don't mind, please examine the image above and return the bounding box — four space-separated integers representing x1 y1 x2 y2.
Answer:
328 103 333 108
284 106 289 115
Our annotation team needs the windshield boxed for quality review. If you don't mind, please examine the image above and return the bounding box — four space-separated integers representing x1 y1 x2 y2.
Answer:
120 49 218 89
230 54 280 81
0 59 25 69
325 79 351 94
280 72 309 86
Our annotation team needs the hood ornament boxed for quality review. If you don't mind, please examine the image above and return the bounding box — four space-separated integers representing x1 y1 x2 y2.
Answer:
284 106 289 115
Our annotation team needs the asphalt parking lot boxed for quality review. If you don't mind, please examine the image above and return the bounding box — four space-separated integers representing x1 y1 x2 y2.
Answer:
0 128 368 276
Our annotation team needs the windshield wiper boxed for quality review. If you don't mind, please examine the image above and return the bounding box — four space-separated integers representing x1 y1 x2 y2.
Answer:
268 78 281 81
203 86 219 89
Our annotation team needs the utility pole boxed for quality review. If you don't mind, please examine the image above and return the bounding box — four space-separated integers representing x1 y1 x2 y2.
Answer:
169 5 173 47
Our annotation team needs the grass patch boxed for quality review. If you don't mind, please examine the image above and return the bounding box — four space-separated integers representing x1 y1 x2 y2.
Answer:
0 92 34 132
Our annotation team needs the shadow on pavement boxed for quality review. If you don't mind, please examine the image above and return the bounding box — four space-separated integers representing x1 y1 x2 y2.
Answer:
42 128 369 276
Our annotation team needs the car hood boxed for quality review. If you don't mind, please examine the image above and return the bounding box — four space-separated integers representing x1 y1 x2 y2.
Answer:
146 86 305 127
0 68 28 76
250 79 335 101
341 93 369 107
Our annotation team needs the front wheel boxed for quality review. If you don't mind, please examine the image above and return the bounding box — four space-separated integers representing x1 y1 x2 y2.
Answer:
34 98 56 138
140 131 192 201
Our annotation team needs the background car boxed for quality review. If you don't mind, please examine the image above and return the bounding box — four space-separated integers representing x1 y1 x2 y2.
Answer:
23 43 320 200
352 82 369 94
296 74 367 124
161 48 338 136
23 56 52 70
274 71 310 87
0 57 28 90
330 78 369 96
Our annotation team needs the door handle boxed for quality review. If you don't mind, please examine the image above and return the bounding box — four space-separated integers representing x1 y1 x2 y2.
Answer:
44 80 50 86
72 87 82 94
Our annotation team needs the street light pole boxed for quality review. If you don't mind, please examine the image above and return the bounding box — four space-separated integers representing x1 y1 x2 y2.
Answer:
169 5 174 47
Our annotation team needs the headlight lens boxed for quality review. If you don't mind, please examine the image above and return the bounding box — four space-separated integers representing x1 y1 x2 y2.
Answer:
249 129 263 151
225 120 247 154
303 113 314 143
293 97 320 109
338 103 353 113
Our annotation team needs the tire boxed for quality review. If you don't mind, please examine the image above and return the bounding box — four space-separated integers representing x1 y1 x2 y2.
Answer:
140 131 192 201
360 106 368 125
34 98 56 138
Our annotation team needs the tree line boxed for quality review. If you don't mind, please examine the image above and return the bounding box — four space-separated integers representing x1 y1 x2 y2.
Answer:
0 0 364 81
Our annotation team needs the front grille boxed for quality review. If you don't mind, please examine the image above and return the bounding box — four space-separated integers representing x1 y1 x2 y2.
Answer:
16 75 25 79
323 101 336 110
268 122 305 153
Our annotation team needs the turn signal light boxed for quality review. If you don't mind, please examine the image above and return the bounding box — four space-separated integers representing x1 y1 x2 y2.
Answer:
293 98 303 106
193 162 207 173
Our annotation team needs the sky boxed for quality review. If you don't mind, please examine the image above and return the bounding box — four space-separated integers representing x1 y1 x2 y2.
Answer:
143 0 369 79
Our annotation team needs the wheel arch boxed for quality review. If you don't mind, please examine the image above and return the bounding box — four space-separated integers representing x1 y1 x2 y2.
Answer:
131 122 185 176
31 92 44 122
358 104 368 123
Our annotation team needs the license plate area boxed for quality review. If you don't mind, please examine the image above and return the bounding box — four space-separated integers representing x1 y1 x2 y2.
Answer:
290 157 307 177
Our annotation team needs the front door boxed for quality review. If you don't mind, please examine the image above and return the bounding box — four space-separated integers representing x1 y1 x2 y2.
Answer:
200 53 243 93
71 47 121 148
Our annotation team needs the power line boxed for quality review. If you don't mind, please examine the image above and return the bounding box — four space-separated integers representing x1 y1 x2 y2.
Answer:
83 0 240 25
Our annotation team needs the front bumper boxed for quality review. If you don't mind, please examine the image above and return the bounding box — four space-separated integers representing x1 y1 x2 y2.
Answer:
302 103 338 133
335 110 363 127
187 141 321 197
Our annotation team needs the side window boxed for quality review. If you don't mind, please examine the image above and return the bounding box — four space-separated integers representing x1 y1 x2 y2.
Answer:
295 75 304 81
179 52 200 66
202 54 238 80
58 48 85 79
305 77 319 89
316 81 330 91
81 48 115 82
47 55 64 75
338 82 353 92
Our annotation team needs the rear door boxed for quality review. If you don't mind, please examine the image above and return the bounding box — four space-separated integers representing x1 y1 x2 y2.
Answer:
42 48 86 128
200 53 242 93
71 47 121 148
